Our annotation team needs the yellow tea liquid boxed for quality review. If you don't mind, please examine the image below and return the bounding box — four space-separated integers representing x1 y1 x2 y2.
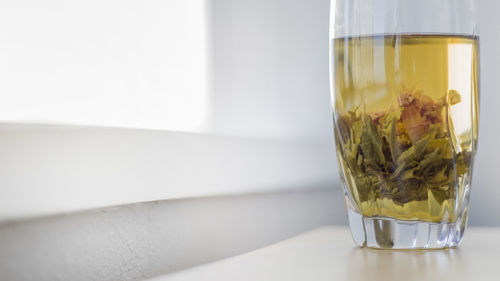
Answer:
332 34 478 222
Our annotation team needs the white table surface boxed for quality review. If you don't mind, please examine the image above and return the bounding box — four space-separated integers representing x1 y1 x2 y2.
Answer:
152 226 500 281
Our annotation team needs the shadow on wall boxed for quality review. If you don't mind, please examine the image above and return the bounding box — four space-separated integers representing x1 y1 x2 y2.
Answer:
0 188 345 281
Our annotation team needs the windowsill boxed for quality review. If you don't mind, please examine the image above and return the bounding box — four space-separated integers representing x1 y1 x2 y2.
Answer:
0 123 338 222
150 226 500 281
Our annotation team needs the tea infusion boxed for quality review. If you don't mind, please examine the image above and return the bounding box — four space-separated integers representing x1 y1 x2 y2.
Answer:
332 35 478 222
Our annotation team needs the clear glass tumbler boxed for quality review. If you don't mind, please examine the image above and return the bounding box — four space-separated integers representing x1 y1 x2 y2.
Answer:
329 0 479 249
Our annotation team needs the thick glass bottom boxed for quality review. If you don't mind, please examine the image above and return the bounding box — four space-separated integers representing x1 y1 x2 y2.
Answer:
346 204 468 249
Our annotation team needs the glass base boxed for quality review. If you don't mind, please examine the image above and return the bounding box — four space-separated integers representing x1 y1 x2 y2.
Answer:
347 204 468 249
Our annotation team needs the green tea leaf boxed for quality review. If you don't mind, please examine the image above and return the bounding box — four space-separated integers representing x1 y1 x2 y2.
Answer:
348 107 360 122
361 115 385 166
430 188 448 205
420 148 442 172
456 151 471 176
346 143 360 174
351 120 364 145
391 160 418 180
379 111 401 133
426 166 450 186
392 178 428 205
336 91 470 206
426 139 452 160
355 174 379 202
388 117 402 163
336 117 351 145
399 167 420 181
396 129 434 166
448 90 462 106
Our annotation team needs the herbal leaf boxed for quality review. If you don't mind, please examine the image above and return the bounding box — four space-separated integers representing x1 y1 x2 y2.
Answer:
456 152 471 176
392 179 428 205
430 188 448 205
336 90 471 207
351 120 363 145
426 139 452 160
346 143 360 174
336 116 351 145
389 117 402 163
427 166 450 186
361 115 386 166
355 174 378 202
400 167 419 181
448 90 462 106
396 133 432 167
420 148 442 173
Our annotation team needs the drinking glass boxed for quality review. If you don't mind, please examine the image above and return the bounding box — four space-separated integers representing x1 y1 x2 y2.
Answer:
329 0 479 249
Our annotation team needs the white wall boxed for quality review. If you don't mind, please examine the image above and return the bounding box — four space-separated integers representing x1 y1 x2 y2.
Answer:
468 0 500 226
0 0 335 144
0 0 340 221
0 124 337 221
212 0 334 143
